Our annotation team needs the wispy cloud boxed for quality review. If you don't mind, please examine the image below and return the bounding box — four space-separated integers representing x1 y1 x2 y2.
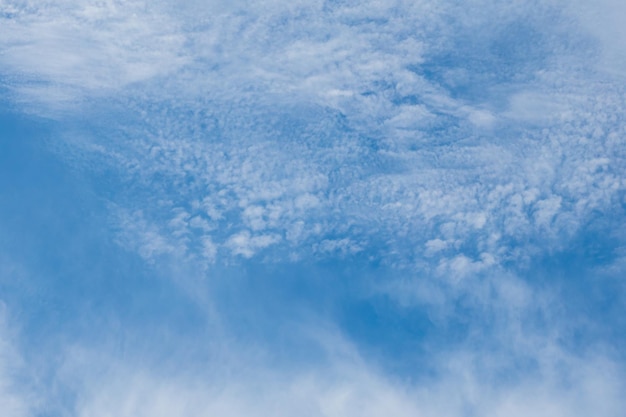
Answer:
46 323 626 417
0 0 186 111
0 305 31 417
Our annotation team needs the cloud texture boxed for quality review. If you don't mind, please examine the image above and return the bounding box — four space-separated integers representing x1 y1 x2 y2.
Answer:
1 0 625 415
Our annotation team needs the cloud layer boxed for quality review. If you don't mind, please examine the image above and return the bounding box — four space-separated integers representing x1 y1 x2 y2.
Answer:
1 0 626 415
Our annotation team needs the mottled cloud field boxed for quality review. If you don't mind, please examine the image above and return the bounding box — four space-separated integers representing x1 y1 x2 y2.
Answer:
1 0 625 416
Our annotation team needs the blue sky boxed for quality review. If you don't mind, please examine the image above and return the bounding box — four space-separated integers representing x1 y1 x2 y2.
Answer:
1 0 626 416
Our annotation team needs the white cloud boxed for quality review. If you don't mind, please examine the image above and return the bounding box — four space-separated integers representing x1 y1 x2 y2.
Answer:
51 325 626 417
569 0 626 77
315 238 363 257
0 0 187 111
0 304 31 417
111 208 181 263
506 92 572 124
226 230 281 258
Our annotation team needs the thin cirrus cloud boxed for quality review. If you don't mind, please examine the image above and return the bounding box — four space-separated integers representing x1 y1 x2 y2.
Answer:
0 0 625 416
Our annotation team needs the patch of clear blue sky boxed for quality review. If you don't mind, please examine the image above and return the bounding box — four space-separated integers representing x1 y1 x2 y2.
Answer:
0 109 207 360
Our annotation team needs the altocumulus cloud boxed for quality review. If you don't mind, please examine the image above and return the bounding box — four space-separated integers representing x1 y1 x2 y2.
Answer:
0 0 626 416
